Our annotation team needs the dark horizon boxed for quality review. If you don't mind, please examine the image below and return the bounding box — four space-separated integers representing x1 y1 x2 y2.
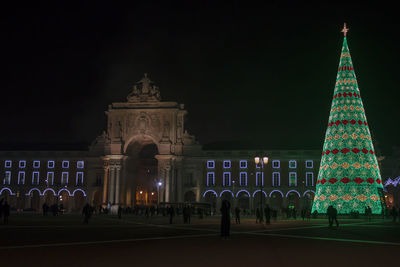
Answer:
1 2 399 155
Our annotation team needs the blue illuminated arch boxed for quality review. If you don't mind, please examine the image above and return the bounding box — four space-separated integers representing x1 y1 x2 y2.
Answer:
25 188 41 196
72 188 87 197
286 190 301 198
303 189 316 197
219 190 234 197
58 188 72 196
269 189 284 198
202 190 218 198
252 190 268 198
236 189 251 198
42 188 56 196
0 187 15 195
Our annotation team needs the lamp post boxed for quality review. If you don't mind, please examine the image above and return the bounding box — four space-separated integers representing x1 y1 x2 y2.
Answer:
255 156 268 223
157 181 162 208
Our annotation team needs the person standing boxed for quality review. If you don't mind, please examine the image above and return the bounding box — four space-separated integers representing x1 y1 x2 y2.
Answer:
118 205 122 219
220 200 231 239
264 204 271 225
168 206 174 224
327 205 333 228
235 207 240 224
256 208 261 224
82 203 91 224
391 206 398 223
3 201 10 225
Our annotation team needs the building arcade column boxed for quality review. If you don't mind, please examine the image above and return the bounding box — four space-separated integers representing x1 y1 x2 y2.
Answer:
102 159 110 204
165 165 171 203
108 167 115 204
115 166 121 204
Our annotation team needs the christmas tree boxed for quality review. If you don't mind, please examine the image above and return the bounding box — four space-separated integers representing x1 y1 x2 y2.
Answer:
312 24 384 214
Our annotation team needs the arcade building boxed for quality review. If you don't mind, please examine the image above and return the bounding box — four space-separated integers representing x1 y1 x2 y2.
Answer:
0 74 322 213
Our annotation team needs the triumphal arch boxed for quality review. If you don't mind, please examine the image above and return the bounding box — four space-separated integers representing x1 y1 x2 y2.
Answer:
102 74 201 208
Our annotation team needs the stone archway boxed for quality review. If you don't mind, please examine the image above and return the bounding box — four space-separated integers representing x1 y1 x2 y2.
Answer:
237 191 250 210
124 137 159 207
303 191 315 210
269 191 283 211
30 190 41 211
74 191 86 212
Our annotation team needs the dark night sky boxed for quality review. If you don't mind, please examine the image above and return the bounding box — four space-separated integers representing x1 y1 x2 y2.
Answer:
0 1 399 155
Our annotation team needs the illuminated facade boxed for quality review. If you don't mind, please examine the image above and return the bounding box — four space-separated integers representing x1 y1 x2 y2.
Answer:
0 74 323 212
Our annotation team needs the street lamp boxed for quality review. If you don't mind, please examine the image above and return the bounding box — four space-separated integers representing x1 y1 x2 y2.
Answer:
255 156 268 222
157 181 162 208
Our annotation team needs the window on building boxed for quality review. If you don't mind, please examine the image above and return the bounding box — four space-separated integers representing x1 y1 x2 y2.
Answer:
239 172 247 186
239 160 247 169
207 160 215 169
5 160 12 168
306 172 314 186
4 171 11 185
33 161 40 168
19 160 26 168
32 172 40 185
289 160 297 169
306 160 313 168
289 172 297 187
272 160 280 169
76 172 84 185
223 172 231 186
207 172 215 186
48 161 55 168
62 161 69 168
61 172 69 184
256 172 264 186
18 171 25 184
272 172 280 187
223 160 231 169
47 172 54 185
77 161 84 169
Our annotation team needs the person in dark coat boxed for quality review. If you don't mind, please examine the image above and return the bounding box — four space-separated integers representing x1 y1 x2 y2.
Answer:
234 207 240 224
220 199 231 239
0 198 4 218
256 208 261 224
168 206 174 224
118 205 122 219
264 204 271 225
82 203 91 224
3 201 10 225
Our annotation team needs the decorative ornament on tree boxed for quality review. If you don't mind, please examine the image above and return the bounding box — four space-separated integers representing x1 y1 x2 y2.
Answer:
311 24 385 214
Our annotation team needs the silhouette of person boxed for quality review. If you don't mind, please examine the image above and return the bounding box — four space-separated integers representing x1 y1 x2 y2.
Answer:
220 200 231 239
82 203 91 224
264 204 271 225
118 205 122 219
3 201 10 225
235 207 240 224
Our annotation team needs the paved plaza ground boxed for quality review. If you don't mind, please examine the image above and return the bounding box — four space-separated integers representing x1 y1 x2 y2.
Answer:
0 213 399 266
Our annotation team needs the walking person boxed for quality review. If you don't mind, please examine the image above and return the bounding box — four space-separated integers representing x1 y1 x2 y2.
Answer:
391 206 398 223
220 199 231 239
256 208 261 224
327 205 333 228
264 204 271 225
235 207 240 224
168 206 174 224
3 201 10 225
82 203 91 224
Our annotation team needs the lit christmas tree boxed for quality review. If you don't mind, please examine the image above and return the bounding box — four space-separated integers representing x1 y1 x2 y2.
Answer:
312 24 384 214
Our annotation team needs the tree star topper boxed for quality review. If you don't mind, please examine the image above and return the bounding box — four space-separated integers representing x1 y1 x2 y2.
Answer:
342 23 349 37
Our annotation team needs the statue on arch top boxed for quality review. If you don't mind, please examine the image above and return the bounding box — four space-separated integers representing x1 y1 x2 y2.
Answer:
127 73 161 102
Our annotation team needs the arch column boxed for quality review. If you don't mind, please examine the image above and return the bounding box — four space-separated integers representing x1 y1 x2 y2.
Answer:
102 158 110 204
115 166 121 204
108 166 116 204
